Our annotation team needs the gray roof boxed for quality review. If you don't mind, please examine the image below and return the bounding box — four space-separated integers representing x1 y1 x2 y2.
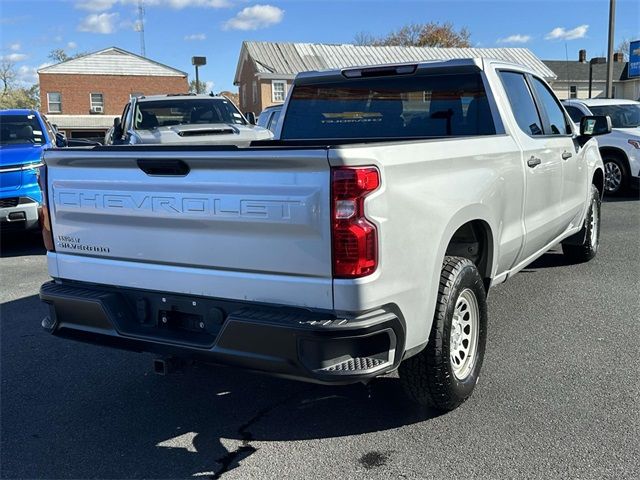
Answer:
543 60 629 82
235 41 556 83
38 47 187 77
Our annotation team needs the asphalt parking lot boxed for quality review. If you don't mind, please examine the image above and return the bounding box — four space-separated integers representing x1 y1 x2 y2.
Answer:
1 196 638 480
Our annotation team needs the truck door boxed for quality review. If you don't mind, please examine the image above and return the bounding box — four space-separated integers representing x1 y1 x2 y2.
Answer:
498 71 566 263
529 76 588 227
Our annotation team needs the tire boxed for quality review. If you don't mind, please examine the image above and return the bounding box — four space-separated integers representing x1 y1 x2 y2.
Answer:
562 185 601 263
399 256 487 411
603 155 629 196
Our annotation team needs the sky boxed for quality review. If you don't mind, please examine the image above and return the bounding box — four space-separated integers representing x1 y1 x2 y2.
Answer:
1 0 638 92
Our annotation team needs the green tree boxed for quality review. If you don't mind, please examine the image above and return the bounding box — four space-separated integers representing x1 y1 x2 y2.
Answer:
189 79 208 94
355 21 471 48
0 60 39 109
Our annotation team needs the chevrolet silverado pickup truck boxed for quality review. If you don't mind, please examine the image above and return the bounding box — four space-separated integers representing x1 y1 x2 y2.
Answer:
39 59 610 410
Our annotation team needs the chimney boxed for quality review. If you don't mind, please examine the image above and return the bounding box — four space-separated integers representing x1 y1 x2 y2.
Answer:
613 52 624 62
579 49 587 63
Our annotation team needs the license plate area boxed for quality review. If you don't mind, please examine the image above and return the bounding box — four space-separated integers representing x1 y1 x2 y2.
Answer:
107 290 227 348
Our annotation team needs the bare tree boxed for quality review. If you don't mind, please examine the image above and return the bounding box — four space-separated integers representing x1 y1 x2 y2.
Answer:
0 59 17 94
354 32 377 46
616 39 630 59
48 49 88 63
355 21 471 48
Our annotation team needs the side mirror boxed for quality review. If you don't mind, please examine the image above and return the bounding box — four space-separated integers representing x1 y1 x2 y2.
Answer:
55 132 67 148
580 115 612 137
244 112 256 125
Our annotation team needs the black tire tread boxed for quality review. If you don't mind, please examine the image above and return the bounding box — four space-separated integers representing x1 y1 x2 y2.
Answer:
562 185 600 263
399 256 484 411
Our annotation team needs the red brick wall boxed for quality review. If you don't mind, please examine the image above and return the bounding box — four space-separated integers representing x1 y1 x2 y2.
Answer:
39 73 188 115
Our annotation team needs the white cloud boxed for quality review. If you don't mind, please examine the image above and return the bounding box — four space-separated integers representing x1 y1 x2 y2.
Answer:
67 41 78 49
545 24 589 41
78 12 119 34
2 53 28 62
497 34 531 44
185 33 206 41
76 0 117 11
205 80 214 92
223 4 283 31
9 43 21 51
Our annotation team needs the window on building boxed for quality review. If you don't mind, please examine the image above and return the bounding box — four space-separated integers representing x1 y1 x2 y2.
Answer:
47 92 62 113
569 85 577 99
252 81 258 104
272 80 286 103
90 93 104 112
241 84 247 107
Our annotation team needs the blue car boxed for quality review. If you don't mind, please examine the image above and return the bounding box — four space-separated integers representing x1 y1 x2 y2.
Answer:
0 109 55 231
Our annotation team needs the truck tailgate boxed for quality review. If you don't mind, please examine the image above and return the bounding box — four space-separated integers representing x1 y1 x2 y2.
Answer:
44 148 333 308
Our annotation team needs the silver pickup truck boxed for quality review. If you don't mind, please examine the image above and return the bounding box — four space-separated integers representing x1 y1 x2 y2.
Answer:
38 59 610 410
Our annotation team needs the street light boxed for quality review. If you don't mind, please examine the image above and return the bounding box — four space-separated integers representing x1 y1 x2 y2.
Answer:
191 56 207 94
589 57 606 98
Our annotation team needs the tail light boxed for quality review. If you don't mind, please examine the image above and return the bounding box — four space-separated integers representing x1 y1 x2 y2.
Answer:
37 164 55 252
331 167 380 278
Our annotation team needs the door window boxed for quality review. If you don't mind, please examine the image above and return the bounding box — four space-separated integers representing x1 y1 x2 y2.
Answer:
530 77 571 135
498 71 543 136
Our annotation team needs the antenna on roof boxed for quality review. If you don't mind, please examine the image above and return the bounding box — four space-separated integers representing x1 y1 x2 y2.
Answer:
135 0 146 57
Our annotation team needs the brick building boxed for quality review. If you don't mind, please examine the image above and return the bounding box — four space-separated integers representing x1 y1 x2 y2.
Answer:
233 41 555 114
38 47 188 141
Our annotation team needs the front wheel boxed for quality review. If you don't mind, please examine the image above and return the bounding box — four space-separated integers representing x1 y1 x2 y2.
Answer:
562 185 601 263
399 256 487 411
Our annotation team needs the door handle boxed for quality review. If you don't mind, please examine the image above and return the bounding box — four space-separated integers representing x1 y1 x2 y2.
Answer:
527 156 542 168
562 151 573 160
137 159 190 176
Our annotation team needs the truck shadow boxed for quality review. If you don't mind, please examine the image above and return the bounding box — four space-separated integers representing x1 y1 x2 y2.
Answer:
1 294 440 479
0 231 45 258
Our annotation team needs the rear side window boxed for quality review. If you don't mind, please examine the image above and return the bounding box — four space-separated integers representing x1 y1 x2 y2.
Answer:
281 73 496 140
499 71 543 136
564 105 585 123
530 77 571 135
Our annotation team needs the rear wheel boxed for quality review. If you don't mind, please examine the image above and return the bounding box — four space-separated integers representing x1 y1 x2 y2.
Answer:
603 155 629 196
399 256 487 411
562 185 601 263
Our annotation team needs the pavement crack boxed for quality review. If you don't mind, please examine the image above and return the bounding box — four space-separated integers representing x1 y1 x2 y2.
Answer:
210 388 313 479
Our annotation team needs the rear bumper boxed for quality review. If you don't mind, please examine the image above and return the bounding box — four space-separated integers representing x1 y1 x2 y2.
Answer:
0 197 40 231
40 281 405 384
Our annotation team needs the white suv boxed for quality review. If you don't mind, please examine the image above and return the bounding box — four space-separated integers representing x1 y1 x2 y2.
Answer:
563 99 640 195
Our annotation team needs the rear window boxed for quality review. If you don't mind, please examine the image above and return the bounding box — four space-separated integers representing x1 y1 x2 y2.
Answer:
281 73 496 140
133 98 245 130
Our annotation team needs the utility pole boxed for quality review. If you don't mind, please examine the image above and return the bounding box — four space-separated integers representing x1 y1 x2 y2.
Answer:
136 0 146 57
605 0 616 98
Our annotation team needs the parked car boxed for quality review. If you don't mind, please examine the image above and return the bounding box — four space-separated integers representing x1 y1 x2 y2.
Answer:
39 59 609 410
562 99 640 195
0 109 56 231
257 104 283 134
106 93 273 146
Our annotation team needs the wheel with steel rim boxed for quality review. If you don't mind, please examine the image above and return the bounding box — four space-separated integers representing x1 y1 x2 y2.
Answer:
400 256 487 410
602 156 629 196
450 289 480 380
562 184 601 263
